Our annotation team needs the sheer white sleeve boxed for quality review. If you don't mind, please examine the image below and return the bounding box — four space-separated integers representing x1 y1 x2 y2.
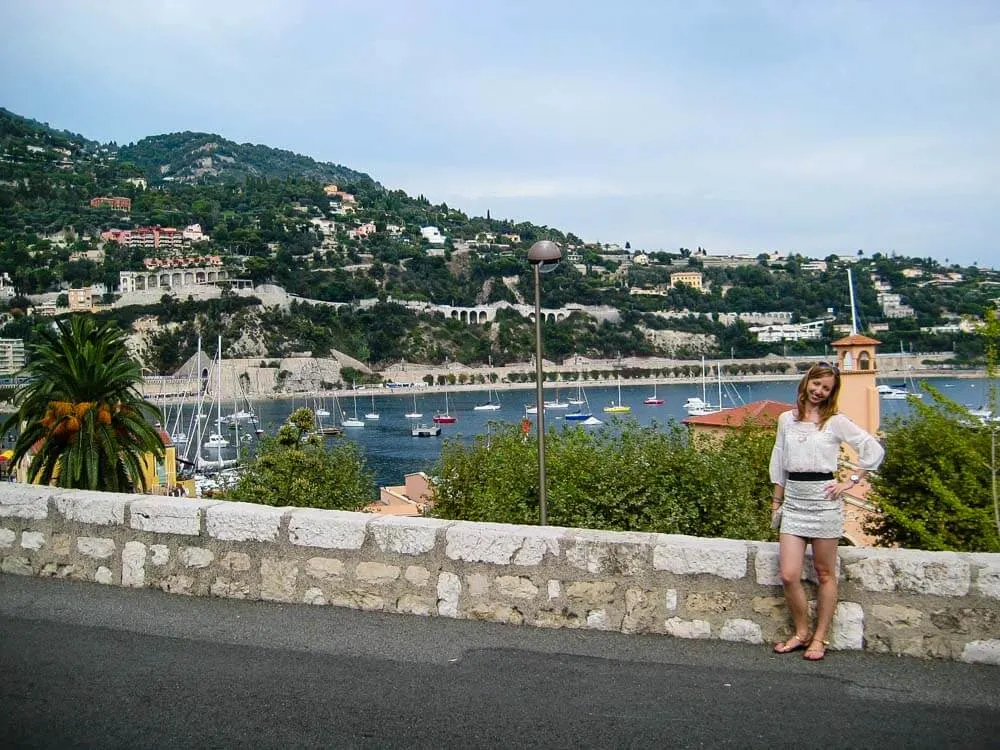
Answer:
768 411 791 485
832 415 885 471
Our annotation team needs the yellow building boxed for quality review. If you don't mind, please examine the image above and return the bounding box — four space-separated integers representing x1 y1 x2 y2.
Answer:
670 271 703 291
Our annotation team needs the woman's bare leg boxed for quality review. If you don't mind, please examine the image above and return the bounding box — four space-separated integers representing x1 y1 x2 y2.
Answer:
776 533 810 648
809 537 840 651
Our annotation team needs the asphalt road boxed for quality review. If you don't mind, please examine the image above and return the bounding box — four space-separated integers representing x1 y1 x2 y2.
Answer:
1 576 998 749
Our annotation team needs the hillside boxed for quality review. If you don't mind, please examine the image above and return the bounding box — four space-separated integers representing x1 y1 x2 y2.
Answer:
0 105 996 378
117 132 376 187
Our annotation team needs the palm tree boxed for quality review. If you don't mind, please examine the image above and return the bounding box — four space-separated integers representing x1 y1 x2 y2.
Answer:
0 316 164 492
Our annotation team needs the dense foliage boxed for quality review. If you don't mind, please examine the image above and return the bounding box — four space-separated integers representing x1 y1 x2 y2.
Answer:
431 419 776 539
225 407 374 509
867 388 999 552
0 315 164 491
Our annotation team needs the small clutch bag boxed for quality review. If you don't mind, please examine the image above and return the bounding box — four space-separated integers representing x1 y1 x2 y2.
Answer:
771 507 783 530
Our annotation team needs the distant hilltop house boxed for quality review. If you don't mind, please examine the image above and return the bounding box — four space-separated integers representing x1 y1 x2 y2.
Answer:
0 271 14 300
749 319 827 343
89 196 132 212
670 271 703 291
66 285 108 313
420 226 446 245
101 224 209 250
0 338 26 375
347 221 377 240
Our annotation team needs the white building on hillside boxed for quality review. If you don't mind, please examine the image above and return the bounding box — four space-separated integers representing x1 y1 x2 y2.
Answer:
420 226 446 245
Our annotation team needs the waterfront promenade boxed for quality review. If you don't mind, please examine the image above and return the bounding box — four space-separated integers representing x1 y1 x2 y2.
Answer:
1 575 997 748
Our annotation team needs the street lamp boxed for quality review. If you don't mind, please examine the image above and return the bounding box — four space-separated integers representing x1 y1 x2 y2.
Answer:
527 240 562 525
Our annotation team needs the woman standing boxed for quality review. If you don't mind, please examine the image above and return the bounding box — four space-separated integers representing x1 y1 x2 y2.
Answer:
769 362 884 661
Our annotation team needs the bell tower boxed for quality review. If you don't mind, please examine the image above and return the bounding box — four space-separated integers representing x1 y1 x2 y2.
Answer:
830 333 882 435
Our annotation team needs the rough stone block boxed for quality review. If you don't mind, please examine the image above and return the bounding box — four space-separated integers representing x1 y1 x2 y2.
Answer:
547 579 561 600
842 552 897 592
160 575 194 595
305 557 345 581
469 603 524 625
2 555 32 575
960 640 1000 666
586 609 612 630
719 619 763 644
0 485 50 520
437 571 461 617
564 580 617 606
180 547 215 569
206 502 283 542
220 551 252 572
405 565 430 587
751 596 785 618
55 490 128 526
210 578 250 599
565 530 649 575
370 516 446 555
664 589 678 611
20 531 44 551
288 509 368 550
328 590 385 611
495 575 539 600
974 565 1000 599
685 591 739 614
664 617 712 639
533 609 581 629
355 561 401 583
396 593 434 616
622 587 658 634
871 603 923 627
77 537 116 559
121 541 146 588
653 535 747 580
831 601 865 651
150 545 170 566
260 558 298 602
445 522 560 566
466 573 490 597
131 497 212 536
0 528 16 548
94 565 113 584
303 587 327 605
895 554 970 597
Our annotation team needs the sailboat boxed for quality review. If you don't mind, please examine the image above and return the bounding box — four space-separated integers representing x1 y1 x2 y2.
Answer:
643 382 664 406
603 377 631 413
404 393 423 419
543 385 569 409
564 386 593 422
365 393 380 420
341 385 365 428
880 342 923 400
684 357 720 415
432 390 457 424
474 386 502 411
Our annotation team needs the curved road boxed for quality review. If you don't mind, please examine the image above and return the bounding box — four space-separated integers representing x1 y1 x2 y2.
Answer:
1 576 998 749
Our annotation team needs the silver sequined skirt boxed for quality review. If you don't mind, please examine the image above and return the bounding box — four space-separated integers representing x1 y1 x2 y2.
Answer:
780 479 843 539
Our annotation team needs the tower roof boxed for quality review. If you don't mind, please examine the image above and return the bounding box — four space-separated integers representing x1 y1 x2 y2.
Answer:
831 333 882 347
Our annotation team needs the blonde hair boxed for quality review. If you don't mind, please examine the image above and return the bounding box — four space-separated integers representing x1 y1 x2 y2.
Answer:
795 362 841 427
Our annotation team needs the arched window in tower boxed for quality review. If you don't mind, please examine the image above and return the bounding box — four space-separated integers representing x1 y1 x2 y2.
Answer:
858 351 872 371
842 351 854 371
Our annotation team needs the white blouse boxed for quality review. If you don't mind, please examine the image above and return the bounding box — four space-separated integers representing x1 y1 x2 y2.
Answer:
769 410 885 486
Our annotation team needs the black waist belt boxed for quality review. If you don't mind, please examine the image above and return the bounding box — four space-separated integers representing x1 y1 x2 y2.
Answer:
787 471 834 481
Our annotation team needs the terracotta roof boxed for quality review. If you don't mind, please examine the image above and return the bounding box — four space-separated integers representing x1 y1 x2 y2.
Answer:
682 399 793 428
831 333 882 346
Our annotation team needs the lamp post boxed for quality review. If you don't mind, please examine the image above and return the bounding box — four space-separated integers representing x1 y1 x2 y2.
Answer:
527 240 562 525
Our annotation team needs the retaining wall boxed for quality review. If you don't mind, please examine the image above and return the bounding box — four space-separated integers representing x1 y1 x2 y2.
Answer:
1 485 998 664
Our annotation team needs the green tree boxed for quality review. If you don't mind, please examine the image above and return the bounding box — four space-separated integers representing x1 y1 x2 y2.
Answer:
432 420 775 539
225 407 374 509
866 388 999 551
0 315 164 491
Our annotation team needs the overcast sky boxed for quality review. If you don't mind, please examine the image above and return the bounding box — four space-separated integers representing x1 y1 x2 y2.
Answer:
1 1 997 266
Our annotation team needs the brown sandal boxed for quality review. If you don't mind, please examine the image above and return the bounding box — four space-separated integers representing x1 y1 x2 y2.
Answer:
803 639 830 661
773 633 811 654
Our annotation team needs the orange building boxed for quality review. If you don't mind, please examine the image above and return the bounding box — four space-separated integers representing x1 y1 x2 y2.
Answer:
89 196 132 212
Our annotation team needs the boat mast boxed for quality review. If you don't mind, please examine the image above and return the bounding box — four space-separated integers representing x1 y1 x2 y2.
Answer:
848 268 858 335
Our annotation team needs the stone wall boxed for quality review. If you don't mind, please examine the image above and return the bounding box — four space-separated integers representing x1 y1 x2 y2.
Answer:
1 485 997 664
